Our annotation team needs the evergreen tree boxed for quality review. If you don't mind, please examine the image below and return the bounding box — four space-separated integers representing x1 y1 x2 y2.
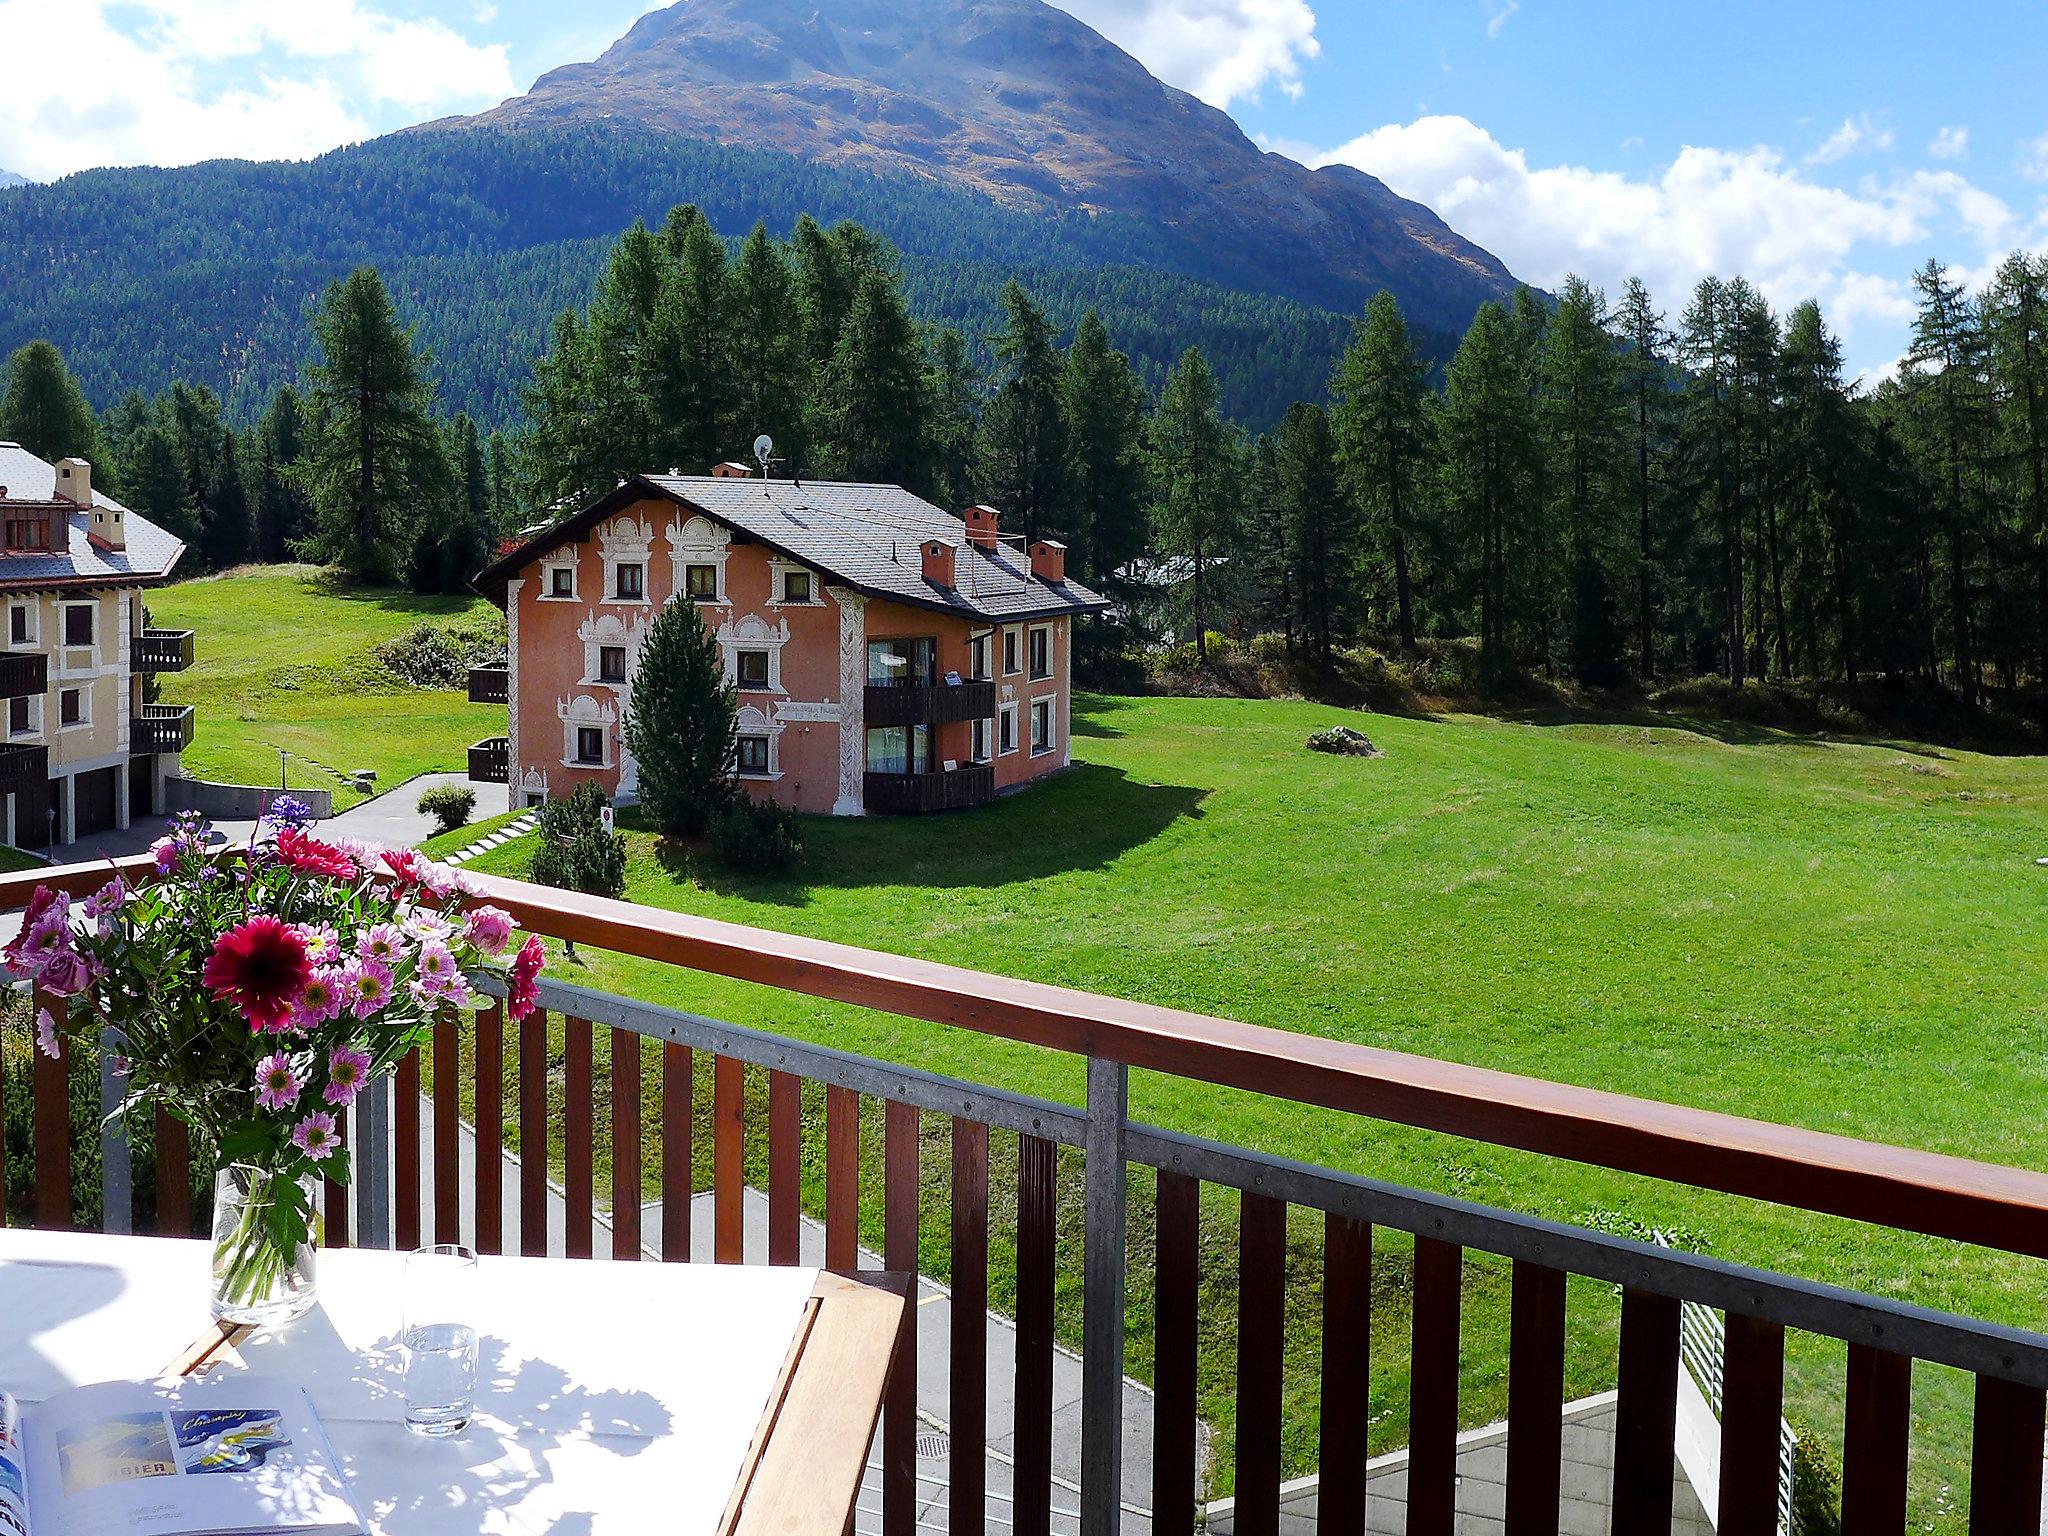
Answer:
924 326 981 511
484 429 517 534
1778 300 1858 679
818 268 928 488
1274 402 1354 665
200 429 253 570
0 341 102 465
125 422 198 546
1436 303 1537 685
792 214 856 377
440 414 494 592
1060 309 1148 586
168 381 225 517
1678 277 1742 682
1610 278 1675 676
1542 276 1624 674
668 208 734 469
1330 291 1429 650
728 223 806 467
976 282 1068 545
300 266 449 583
1985 254 2048 681
627 597 739 838
1149 347 1240 661
253 385 314 561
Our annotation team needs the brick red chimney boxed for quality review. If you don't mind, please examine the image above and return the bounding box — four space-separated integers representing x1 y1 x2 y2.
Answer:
1029 539 1066 584
961 504 1000 550
921 539 957 589
711 461 754 478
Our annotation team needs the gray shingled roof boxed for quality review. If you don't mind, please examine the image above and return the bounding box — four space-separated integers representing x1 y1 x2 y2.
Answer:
647 475 1108 622
0 443 185 587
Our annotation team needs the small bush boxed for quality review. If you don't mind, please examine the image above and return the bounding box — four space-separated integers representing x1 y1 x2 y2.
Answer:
707 797 804 874
1790 1426 1841 1536
374 613 507 689
417 784 475 836
531 783 627 898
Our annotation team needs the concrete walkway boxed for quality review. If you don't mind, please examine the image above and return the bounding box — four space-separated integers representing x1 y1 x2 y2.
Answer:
406 1093 1172 1536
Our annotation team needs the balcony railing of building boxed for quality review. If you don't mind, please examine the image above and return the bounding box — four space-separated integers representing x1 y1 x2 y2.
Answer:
0 650 46 699
130 703 194 756
864 762 995 814
468 664 509 706
7 857 2048 1535
468 736 509 783
135 628 195 674
864 678 997 727
0 742 47 794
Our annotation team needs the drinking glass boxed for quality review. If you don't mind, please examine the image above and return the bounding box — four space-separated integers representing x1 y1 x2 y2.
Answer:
402 1244 479 1436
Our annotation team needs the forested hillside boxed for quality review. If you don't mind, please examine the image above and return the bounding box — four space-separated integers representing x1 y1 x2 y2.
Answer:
0 126 1413 431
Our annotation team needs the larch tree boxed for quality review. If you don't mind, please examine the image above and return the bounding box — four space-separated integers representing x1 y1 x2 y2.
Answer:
1329 290 1429 651
125 421 198 547
976 281 1069 546
1985 253 2048 680
1060 309 1149 587
200 429 252 571
1149 347 1241 662
0 341 102 466
1274 402 1354 666
818 268 929 489
728 223 806 467
1609 278 1675 677
923 326 981 512
665 206 734 469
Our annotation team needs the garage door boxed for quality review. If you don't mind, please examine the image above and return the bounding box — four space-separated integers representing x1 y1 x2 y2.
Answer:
74 766 118 838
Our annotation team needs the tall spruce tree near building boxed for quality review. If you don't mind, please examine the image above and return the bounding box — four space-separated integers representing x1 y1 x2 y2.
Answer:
300 266 449 583
0 341 103 467
1150 347 1240 661
1274 402 1353 666
818 268 929 489
665 206 734 471
729 223 806 467
977 282 1069 546
1542 276 1625 673
924 326 981 512
1060 310 1149 587
169 382 226 522
253 386 314 562
125 421 198 547
1610 278 1675 677
1329 291 1429 651
628 597 739 839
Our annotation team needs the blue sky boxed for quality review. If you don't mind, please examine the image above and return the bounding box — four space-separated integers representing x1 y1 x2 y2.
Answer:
0 0 2041 378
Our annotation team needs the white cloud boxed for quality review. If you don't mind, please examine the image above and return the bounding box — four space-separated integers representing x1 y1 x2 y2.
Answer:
1482 0 1519 39
1929 125 1969 160
1316 114 2019 365
0 0 514 180
1805 113 1894 167
2022 132 2048 184
1051 0 1320 106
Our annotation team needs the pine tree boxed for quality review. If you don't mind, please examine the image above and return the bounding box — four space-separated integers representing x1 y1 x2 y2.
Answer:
792 214 856 378
1779 300 1858 679
1985 254 2048 681
729 223 805 467
1149 347 1240 661
0 341 102 465
253 386 314 561
300 266 449 583
168 381 225 518
976 282 1068 545
1060 309 1148 586
200 429 253 570
818 268 929 488
1329 291 1429 651
1542 276 1624 675
924 327 981 511
1274 402 1354 665
627 597 738 838
1610 278 1675 677
1678 278 1742 682
126 422 198 547
668 209 734 469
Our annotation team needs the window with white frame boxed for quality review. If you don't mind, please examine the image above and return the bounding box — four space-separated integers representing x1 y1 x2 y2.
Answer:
1028 624 1052 680
575 726 604 765
734 704 783 778
1030 699 1053 756
968 632 991 681
718 614 790 694
971 716 991 763
58 686 86 729
736 650 771 690
770 561 817 605
736 735 771 775
8 695 37 739
1002 625 1022 676
61 602 94 649
686 564 718 601
998 701 1019 755
669 515 731 604
8 601 36 646
614 562 645 601
558 694 618 768
598 514 655 606
599 646 628 684
540 560 578 600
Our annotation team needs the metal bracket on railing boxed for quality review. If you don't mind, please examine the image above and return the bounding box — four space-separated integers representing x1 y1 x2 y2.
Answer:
1080 1056 1128 1536
355 1069 393 1250
98 1027 131 1236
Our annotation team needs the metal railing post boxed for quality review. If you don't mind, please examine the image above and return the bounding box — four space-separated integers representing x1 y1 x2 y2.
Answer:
98 1028 131 1235
1081 1055 1128 1534
357 1069 392 1249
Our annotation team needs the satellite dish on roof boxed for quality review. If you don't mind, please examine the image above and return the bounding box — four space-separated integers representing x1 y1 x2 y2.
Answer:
753 434 775 474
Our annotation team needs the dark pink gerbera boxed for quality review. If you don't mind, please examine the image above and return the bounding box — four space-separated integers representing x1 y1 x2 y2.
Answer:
382 847 430 892
203 916 313 1034
507 934 545 1022
275 826 359 881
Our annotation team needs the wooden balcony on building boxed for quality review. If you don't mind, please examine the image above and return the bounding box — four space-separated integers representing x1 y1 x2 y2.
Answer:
135 628 195 674
468 664 509 706
469 736 509 783
863 678 996 726
130 703 194 756
0 741 47 794
864 762 995 813
0 650 46 698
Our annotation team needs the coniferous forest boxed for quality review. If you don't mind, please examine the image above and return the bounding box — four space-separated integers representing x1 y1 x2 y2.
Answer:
4 191 2046 727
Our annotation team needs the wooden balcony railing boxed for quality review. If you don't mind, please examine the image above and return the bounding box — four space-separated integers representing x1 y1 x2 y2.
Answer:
135 628 195 674
863 679 997 726
130 703 194 756
6 858 2048 1534
468 736 509 783
864 763 995 813
467 665 508 706
0 650 46 699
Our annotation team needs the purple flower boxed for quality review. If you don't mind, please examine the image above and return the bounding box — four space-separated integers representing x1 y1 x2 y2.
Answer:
416 940 458 985
254 1052 303 1112
297 965 344 1027
463 905 514 957
82 877 127 928
150 836 181 874
265 794 316 829
292 1111 339 1162
357 922 408 966
324 1046 371 1106
409 972 472 1011
402 910 454 945
34 1007 60 1060
38 949 89 997
341 958 394 1019
294 923 342 965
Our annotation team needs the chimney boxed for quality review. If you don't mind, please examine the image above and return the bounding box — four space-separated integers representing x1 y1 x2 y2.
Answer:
711 461 754 479
961 504 1000 550
55 458 90 508
921 538 957 589
1029 539 1066 584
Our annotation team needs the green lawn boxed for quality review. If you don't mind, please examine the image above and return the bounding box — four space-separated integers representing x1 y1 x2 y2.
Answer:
451 692 2048 1518
147 566 503 810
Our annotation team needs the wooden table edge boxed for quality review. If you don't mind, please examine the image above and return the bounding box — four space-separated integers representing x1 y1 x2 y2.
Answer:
722 1270 913 1536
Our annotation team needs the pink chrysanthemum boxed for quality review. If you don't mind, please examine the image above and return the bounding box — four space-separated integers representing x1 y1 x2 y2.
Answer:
297 965 344 1027
341 958 395 1019
357 922 408 966
35 1006 61 1060
324 1046 371 1106
292 1111 339 1162
254 1052 303 1112
295 923 342 965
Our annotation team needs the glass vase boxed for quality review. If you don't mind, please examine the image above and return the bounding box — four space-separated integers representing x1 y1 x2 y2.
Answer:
210 1163 319 1327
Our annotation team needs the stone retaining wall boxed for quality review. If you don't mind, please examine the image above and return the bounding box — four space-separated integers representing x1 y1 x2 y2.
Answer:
165 778 335 821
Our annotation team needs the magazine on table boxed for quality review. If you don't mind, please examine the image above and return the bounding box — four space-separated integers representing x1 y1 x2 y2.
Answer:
0 1376 364 1536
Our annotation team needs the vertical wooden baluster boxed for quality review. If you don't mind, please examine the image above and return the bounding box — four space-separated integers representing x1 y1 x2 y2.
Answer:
0 1014 8 1229
1408 1238 1462 1536
610 1028 641 1260
825 1084 860 1271
1318 1212 1371 1536
432 1015 459 1245
394 1048 421 1251
1613 1288 1682 1532
951 1117 989 1536
882 1101 920 1536
661 1043 692 1263
518 1007 547 1257
1153 1170 1200 1535
563 1015 593 1259
714 1056 744 1264
1719 1313 1785 1536
1843 1345 1911 1535
473 1002 503 1256
1012 1134 1057 1536
767 1070 801 1266
1505 1260 1566 1536
1971 1374 2046 1534
1235 1191 1286 1536
322 1105 349 1248
155 1110 190 1236
31 986 70 1229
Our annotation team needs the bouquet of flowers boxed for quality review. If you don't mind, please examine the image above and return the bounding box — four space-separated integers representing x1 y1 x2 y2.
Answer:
7 800 546 1322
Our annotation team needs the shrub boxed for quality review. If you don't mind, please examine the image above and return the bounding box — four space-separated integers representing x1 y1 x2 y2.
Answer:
417 784 474 836
628 598 738 837
1790 1426 1841 1536
707 797 804 874
373 613 507 688
531 783 627 898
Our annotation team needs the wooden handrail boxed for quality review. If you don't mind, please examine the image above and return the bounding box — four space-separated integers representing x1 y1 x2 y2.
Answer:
7 855 2048 1259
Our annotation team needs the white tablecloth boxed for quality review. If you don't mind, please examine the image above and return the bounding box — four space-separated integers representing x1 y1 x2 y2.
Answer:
0 1229 821 1535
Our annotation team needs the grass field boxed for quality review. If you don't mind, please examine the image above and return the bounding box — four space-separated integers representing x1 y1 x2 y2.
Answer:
147 566 501 809
451 692 2048 1518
